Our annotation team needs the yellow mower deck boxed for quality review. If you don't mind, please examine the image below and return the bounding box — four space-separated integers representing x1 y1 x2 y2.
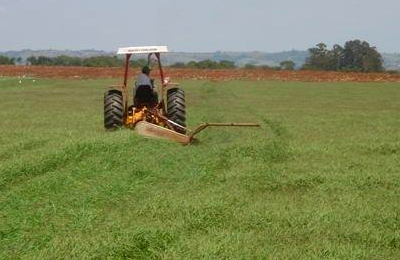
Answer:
134 121 191 145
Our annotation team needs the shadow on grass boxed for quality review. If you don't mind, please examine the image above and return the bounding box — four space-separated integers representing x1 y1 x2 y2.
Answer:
94 229 176 260
207 118 293 172
363 142 400 156
183 203 234 232
0 140 130 190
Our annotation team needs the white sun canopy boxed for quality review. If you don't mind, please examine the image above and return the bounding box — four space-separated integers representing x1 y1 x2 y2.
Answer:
117 46 169 55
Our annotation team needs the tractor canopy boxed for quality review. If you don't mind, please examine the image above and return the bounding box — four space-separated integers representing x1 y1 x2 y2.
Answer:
117 45 169 88
117 46 168 55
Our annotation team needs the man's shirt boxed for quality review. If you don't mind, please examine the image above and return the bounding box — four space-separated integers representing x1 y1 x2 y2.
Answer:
136 73 152 89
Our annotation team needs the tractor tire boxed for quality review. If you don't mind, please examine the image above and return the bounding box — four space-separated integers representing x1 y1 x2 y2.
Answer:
167 88 186 134
104 90 124 130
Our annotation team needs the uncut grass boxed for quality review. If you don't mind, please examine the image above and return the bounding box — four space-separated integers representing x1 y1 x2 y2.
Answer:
0 77 400 259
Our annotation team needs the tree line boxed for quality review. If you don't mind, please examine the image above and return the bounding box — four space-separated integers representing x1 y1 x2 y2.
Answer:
243 60 296 70
0 40 386 72
170 60 236 69
172 60 296 70
25 55 148 67
24 56 237 69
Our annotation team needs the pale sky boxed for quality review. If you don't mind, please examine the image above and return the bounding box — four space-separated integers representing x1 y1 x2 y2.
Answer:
0 0 398 52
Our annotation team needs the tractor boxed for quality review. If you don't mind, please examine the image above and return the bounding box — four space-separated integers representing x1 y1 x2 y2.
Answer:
104 46 259 144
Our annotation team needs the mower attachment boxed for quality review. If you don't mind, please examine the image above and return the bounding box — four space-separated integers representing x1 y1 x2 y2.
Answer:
135 121 190 144
134 121 260 145
188 123 260 140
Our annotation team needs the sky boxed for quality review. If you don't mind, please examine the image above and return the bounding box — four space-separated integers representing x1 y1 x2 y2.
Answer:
0 0 399 53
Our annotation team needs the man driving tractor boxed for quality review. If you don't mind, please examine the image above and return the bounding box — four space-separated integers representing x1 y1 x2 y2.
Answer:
104 45 259 143
134 65 158 106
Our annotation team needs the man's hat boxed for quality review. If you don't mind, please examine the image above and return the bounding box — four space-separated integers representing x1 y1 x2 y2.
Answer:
142 66 151 74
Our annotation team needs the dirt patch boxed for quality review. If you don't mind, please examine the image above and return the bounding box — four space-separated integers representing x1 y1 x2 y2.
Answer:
1 65 400 82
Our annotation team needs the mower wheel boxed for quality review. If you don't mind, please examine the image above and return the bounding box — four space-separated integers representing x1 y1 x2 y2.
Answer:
104 90 124 130
167 88 186 134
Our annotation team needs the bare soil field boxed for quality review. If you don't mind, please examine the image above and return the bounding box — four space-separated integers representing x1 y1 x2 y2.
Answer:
1 65 400 82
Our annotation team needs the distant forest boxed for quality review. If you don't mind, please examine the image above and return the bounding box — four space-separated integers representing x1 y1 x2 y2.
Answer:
0 55 304 71
0 40 396 72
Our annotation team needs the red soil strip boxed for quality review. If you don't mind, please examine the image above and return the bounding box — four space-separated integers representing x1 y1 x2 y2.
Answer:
1 65 400 82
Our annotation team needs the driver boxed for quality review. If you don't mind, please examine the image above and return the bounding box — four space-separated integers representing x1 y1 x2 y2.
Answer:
134 66 158 105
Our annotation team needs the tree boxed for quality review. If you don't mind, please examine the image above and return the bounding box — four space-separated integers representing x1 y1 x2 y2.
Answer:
329 44 344 71
186 61 198 68
341 40 383 72
303 40 384 72
243 63 276 70
130 58 147 68
0 55 15 65
170 62 186 68
196 59 216 69
82 56 122 67
244 63 257 69
302 43 337 70
37 56 54 66
53 55 82 66
218 60 236 69
279 60 295 70
168 60 236 69
27 56 37 65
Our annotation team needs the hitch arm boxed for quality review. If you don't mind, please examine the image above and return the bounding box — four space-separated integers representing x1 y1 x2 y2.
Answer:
189 123 260 140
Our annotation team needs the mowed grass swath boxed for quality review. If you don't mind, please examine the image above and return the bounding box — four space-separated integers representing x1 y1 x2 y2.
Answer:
0 77 400 259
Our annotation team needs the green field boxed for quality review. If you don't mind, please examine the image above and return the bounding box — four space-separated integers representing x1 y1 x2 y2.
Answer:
0 77 399 259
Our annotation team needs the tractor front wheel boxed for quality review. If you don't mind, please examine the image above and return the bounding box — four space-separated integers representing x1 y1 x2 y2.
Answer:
167 88 186 134
104 90 124 130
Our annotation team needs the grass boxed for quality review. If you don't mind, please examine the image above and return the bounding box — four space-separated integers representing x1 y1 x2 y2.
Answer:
0 76 400 259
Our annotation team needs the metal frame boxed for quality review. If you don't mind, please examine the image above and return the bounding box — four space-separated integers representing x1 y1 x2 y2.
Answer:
121 53 168 88
120 51 169 112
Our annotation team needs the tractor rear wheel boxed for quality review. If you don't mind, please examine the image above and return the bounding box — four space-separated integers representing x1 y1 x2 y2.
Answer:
104 90 124 130
167 88 186 134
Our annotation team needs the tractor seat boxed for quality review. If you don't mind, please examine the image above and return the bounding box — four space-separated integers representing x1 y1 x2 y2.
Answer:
134 85 158 107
